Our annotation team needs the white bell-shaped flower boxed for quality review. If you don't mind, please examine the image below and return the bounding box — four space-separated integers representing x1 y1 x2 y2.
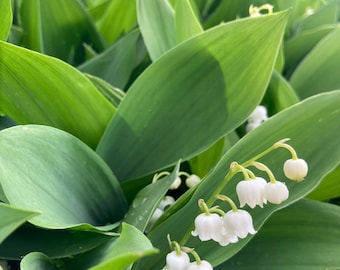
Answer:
222 209 257 239
145 208 163 232
163 250 190 270
191 213 224 242
185 174 201 188
236 177 267 208
158 196 175 211
248 105 268 123
263 181 289 204
187 260 213 270
217 230 239 246
169 176 182 190
283 158 308 181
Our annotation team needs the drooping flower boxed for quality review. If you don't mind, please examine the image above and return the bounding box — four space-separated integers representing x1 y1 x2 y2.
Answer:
169 176 182 190
283 158 308 181
187 260 213 270
236 177 267 208
222 209 257 239
185 174 201 188
263 180 289 204
158 196 175 211
163 250 190 270
217 230 239 246
191 213 224 242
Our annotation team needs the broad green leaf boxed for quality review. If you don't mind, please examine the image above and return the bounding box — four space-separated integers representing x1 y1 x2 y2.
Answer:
0 0 12 41
97 12 288 182
217 199 340 270
175 0 203 43
85 74 125 107
96 0 137 45
294 1 338 34
308 165 340 201
0 125 127 229
189 132 239 178
0 203 39 244
284 25 337 74
79 30 140 89
137 91 340 269
263 70 299 115
137 0 176 60
124 162 180 232
21 252 62 270
290 28 340 99
0 224 115 259
20 0 105 65
0 41 115 148
90 223 158 270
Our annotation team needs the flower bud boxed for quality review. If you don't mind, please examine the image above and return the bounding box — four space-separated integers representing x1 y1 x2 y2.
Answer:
163 250 190 270
263 181 289 204
169 176 182 190
185 174 201 188
283 158 308 181
187 260 213 270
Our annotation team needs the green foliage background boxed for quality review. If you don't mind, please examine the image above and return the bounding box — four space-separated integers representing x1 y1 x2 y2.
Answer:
0 0 339 269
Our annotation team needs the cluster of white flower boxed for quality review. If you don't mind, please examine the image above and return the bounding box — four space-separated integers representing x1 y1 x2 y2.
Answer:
191 139 308 247
246 105 268 133
148 173 201 232
162 237 213 270
170 173 201 190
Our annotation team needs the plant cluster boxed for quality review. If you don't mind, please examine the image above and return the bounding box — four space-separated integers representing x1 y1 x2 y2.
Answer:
0 0 339 270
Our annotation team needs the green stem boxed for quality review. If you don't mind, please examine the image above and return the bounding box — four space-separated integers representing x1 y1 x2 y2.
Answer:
274 142 298 160
215 194 238 212
152 171 170 183
252 161 276 183
178 171 191 178
189 250 202 265
198 199 210 215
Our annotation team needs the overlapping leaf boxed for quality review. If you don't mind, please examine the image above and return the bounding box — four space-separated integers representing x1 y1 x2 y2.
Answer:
217 199 340 270
0 0 12 41
0 41 115 148
97 12 288 181
0 125 127 229
137 90 340 269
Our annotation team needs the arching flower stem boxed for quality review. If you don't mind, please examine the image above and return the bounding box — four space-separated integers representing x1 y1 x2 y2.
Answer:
215 194 238 212
152 171 170 183
274 141 299 160
252 161 277 183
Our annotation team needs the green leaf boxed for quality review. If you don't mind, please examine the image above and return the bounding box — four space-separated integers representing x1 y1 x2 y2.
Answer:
96 0 137 45
89 223 158 270
189 132 239 178
290 28 340 99
217 199 340 270
137 0 176 60
284 25 337 74
0 41 115 148
294 1 338 34
307 165 340 201
0 0 12 41
85 74 125 107
0 203 39 244
0 224 115 260
175 0 203 43
78 29 140 89
0 125 127 229
263 70 299 115
21 252 62 270
20 0 105 65
124 162 180 232
97 12 288 182
137 90 340 269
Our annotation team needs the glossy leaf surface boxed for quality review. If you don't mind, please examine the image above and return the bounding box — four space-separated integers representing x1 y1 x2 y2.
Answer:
0 125 127 229
137 0 176 60
137 90 340 269
217 199 340 270
290 28 340 99
97 12 288 182
0 0 12 41
79 30 140 89
0 41 115 148
0 204 39 244
20 0 104 65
